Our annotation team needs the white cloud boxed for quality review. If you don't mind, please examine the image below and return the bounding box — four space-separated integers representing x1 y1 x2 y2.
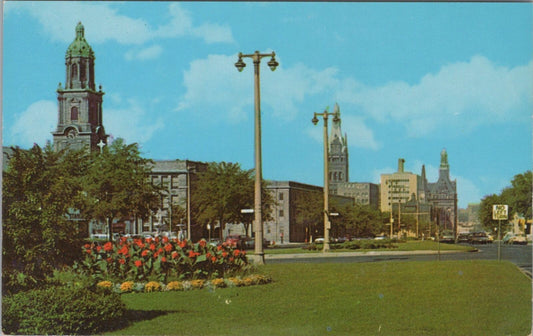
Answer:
125 45 163 61
340 56 533 137
6 2 234 46
9 100 56 147
105 99 165 145
342 115 380 150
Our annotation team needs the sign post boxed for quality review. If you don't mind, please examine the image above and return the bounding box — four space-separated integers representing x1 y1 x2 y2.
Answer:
492 205 508 261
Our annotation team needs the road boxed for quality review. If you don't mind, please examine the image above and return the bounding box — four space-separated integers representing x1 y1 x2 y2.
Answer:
266 243 532 276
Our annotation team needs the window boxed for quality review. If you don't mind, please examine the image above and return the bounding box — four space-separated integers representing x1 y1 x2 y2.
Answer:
70 106 78 121
279 193 284 201
71 63 78 80
279 209 284 217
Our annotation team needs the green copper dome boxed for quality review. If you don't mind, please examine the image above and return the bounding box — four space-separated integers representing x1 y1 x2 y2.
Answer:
66 22 94 58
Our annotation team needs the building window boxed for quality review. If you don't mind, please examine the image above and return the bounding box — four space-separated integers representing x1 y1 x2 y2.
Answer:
70 106 78 121
279 209 284 217
71 63 78 80
279 193 284 201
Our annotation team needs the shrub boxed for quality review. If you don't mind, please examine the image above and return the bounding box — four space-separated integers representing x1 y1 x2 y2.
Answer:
210 278 226 288
2 286 126 335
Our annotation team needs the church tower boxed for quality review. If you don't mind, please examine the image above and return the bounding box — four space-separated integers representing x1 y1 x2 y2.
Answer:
52 22 107 152
328 103 349 195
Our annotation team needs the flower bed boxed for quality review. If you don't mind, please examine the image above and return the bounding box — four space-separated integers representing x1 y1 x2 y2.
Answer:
96 274 273 294
75 237 250 283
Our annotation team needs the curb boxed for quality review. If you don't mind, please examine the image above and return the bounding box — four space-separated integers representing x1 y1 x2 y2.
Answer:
261 249 469 260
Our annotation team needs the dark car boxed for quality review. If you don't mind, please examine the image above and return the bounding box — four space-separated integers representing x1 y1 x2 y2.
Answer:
469 232 491 244
457 233 470 243
225 235 246 249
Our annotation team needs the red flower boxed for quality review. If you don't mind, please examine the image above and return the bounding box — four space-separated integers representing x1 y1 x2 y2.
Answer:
141 249 149 257
96 245 102 253
188 250 196 258
158 247 164 254
85 249 92 254
119 258 126 264
103 242 113 252
120 236 128 244
135 260 142 268
146 237 153 244
161 257 167 263
178 240 187 249
217 245 223 251
222 252 228 258
206 252 212 259
234 250 240 257
172 251 179 259
149 243 156 251
211 256 217 263
118 245 129 256
154 252 160 258
164 243 173 252
84 243 91 249
106 257 112 263
229 257 235 262
199 239 207 248
162 236 169 244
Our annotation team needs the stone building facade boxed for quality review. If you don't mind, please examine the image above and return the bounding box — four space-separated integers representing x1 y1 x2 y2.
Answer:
264 180 354 244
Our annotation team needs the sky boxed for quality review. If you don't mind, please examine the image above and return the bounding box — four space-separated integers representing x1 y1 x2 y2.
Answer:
2 2 532 209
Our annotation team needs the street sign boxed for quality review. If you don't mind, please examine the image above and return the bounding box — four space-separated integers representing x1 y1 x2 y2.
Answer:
492 204 508 220
241 209 254 214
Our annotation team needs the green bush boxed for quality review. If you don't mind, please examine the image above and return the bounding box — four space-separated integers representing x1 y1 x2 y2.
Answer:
2 286 126 335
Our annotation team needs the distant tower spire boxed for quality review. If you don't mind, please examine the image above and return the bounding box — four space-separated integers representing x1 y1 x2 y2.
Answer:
328 103 349 194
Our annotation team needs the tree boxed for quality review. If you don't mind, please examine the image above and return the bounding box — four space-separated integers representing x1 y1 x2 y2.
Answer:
81 139 160 240
191 162 274 239
293 189 323 241
2 144 89 292
336 203 386 238
479 171 532 232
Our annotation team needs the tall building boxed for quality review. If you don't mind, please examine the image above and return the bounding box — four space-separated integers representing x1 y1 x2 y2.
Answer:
380 158 425 213
52 22 107 152
328 103 349 195
426 149 458 234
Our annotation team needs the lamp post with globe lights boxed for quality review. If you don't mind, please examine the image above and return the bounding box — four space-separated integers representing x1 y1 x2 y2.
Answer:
235 51 279 263
312 107 340 252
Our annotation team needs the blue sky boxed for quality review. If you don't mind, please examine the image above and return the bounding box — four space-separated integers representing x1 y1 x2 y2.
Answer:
3 2 532 209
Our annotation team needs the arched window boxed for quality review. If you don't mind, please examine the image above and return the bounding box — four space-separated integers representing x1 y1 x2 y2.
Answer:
71 63 78 80
71 106 79 121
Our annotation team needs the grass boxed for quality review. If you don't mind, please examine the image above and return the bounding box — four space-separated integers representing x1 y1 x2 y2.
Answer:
264 240 476 254
108 260 531 336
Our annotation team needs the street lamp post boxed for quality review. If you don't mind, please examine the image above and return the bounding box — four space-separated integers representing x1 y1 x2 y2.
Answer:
235 50 279 264
312 107 339 252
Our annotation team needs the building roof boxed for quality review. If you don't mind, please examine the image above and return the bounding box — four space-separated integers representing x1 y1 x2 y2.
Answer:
66 22 94 58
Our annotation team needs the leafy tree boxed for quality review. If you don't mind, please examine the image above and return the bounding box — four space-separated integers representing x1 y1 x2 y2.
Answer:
335 203 386 238
191 162 274 239
2 144 89 293
479 171 532 233
293 188 323 241
80 139 160 241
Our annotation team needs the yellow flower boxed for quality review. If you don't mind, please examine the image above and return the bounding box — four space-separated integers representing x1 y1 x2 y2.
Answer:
228 277 243 287
145 281 161 292
190 279 205 289
211 278 226 288
120 281 134 293
166 281 184 291
97 280 113 288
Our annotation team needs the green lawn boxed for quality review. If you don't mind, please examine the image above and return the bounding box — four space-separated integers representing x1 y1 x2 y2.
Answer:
109 260 531 336
264 240 476 254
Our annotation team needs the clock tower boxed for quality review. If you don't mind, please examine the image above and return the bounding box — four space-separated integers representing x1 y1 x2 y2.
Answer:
52 22 107 152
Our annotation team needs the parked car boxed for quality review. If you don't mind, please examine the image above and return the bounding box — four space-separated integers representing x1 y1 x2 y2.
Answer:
225 235 246 249
208 238 222 247
510 234 528 245
502 232 515 244
457 233 470 243
242 236 269 249
314 237 325 244
439 231 455 243
469 232 491 244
